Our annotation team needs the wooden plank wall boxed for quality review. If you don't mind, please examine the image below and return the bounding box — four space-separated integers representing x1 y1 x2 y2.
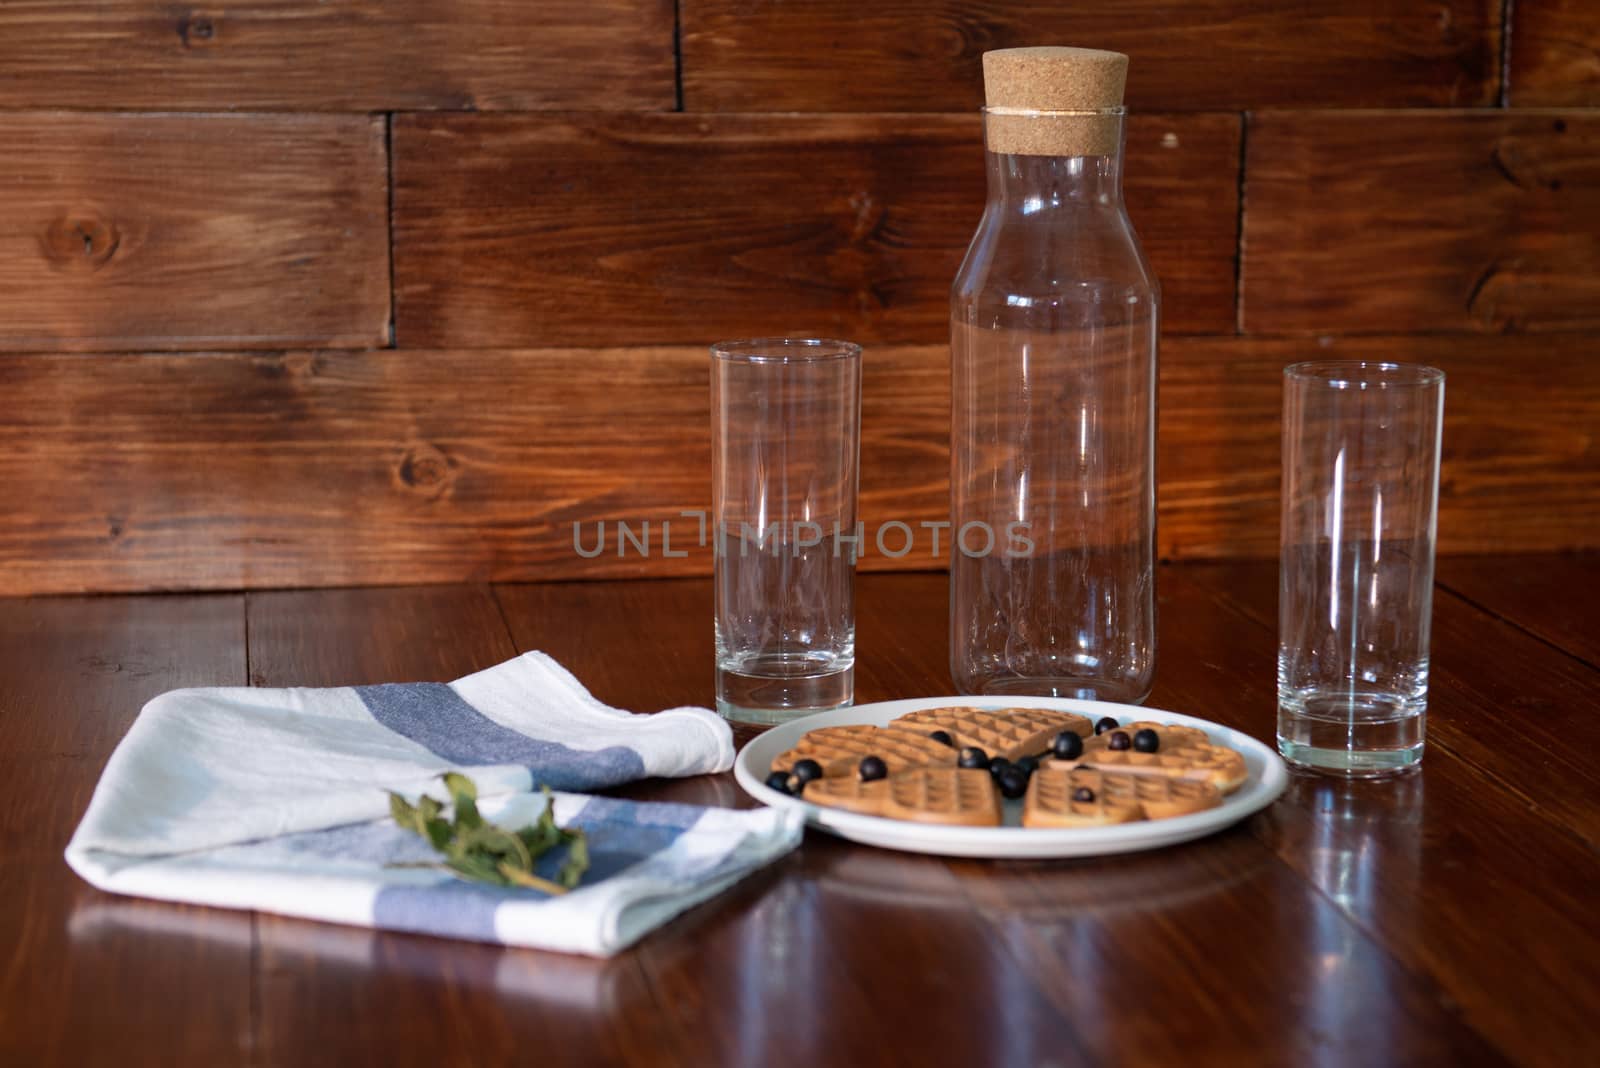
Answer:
0 2 1595 593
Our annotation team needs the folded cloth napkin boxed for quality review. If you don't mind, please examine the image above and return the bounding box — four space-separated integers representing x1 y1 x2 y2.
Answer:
66 652 802 956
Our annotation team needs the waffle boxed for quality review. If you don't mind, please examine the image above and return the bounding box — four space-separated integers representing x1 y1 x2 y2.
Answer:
1025 767 1221 826
804 775 890 816
995 706 1094 738
1073 741 1249 794
1022 767 1144 827
892 706 1090 760
881 768 1002 827
1086 720 1212 752
772 725 956 779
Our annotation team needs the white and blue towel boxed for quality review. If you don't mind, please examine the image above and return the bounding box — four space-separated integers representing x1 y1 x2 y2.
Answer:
66 652 803 956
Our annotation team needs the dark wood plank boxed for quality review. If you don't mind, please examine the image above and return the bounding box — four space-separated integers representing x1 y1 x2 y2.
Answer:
1157 564 1600 1066
0 595 246 850
1437 553 1600 668
0 594 251 1064
1181 559 1600 843
5 576 1589 1064
393 112 1240 346
1509 0 1600 105
1158 334 1600 560
629 836 1103 1067
0 2 674 110
3 333 1595 594
246 585 516 687
636 826 1506 1066
0 113 388 351
946 841 1504 1066
492 580 713 713
495 577 1501 1067
790 567 1599 1065
244 584 687 1068
1243 111 1600 335
683 0 1499 111
0 346 953 594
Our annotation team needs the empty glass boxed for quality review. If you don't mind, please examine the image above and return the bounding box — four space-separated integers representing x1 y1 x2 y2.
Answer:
1278 362 1445 776
711 339 861 724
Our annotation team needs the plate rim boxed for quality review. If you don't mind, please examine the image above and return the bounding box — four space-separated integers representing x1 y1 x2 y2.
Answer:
732 695 1288 858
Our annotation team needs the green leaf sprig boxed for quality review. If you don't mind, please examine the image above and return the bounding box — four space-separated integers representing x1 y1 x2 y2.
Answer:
387 772 589 894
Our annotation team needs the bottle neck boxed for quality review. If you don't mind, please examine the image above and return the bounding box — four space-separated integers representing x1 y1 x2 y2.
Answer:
984 148 1124 212
979 108 1127 212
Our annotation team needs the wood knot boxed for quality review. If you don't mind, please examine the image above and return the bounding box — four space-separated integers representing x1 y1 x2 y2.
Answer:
395 443 453 500
1490 136 1589 192
41 213 121 272
845 191 886 244
1465 258 1523 331
177 13 218 49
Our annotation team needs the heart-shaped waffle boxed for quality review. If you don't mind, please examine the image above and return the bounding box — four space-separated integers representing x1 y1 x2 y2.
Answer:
773 725 957 779
892 706 1090 760
1073 741 1249 794
881 768 1002 827
804 775 890 816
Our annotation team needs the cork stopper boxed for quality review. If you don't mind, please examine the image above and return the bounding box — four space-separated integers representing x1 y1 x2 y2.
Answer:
982 47 1128 157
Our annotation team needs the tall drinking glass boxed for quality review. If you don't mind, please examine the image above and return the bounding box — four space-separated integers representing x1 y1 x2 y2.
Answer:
711 339 861 724
1279 361 1445 776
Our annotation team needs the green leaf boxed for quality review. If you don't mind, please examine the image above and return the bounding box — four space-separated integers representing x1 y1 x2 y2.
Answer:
388 792 419 833
456 796 483 830
441 771 478 802
555 830 589 889
445 854 509 887
440 773 482 829
385 771 590 893
423 817 452 851
516 818 560 856
460 825 532 872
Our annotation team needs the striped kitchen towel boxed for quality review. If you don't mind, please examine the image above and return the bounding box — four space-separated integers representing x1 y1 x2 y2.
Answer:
65 652 802 956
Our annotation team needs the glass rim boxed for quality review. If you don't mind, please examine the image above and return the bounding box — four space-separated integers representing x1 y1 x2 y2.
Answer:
710 337 862 364
982 105 1127 118
1284 361 1445 390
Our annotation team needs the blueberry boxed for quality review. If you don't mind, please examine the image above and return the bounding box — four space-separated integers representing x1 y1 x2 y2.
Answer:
1107 730 1132 751
859 755 888 782
765 771 793 795
791 758 824 784
1072 786 1095 803
1052 731 1084 760
928 730 956 748
1094 716 1120 735
997 765 1030 800
786 774 806 795
958 746 989 770
1133 729 1160 754
1016 755 1040 774
988 754 1010 773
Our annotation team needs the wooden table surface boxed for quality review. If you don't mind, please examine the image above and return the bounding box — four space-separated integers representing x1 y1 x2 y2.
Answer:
3 557 1597 1067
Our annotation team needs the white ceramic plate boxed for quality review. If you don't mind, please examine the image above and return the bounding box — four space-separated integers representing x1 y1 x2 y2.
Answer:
733 696 1288 859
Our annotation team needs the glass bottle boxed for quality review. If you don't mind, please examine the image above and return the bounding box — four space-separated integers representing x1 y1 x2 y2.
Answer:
950 48 1159 702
